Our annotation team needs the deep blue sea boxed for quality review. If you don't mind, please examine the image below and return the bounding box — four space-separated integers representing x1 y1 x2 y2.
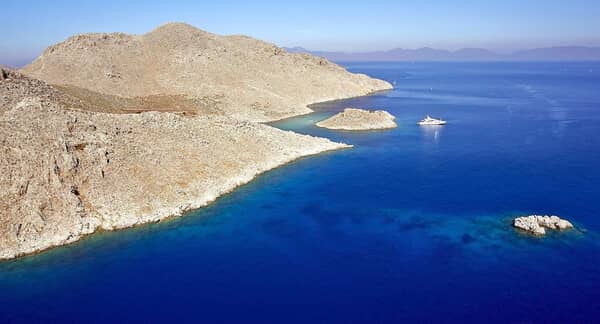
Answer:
2 62 600 323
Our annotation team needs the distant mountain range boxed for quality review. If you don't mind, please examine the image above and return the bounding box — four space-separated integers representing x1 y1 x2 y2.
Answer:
284 46 600 62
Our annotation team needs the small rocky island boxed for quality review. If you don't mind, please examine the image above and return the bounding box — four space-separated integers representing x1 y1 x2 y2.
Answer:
316 108 397 130
513 215 574 235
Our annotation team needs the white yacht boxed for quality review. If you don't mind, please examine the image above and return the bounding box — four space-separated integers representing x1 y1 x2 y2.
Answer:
418 115 447 126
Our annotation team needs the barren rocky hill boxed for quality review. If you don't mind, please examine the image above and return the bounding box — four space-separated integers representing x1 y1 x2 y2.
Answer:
0 69 349 259
23 23 392 121
1 23 391 260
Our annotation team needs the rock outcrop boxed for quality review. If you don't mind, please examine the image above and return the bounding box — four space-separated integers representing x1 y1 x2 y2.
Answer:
316 108 397 130
0 65 16 78
513 215 574 235
22 22 392 122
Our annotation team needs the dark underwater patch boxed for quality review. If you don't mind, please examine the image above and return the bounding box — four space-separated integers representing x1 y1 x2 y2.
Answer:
461 233 476 244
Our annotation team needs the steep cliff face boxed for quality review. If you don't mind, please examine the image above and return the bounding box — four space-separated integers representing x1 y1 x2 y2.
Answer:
23 22 392 122
0 70 350 260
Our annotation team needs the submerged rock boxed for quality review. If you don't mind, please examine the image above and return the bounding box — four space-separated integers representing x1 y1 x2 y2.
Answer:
316 108 397 130
513 215 574 235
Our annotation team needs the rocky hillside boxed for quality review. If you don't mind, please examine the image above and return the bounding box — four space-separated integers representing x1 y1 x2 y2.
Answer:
1 69 95 113
0 70 350 260
1 23 391 260
22 23 392 121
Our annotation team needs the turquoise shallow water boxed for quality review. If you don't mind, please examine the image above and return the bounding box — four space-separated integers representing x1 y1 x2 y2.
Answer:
1 62 600 322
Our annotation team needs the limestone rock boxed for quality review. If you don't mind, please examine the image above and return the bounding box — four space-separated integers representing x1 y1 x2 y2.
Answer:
316 108 397 130
513 215 574 236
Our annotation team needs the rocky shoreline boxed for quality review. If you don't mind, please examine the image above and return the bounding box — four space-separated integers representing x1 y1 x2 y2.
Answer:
1 103 351 260
0 87 357 261
0 22 391 261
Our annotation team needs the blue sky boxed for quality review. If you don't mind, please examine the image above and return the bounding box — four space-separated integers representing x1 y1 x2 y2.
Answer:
2 0 600 66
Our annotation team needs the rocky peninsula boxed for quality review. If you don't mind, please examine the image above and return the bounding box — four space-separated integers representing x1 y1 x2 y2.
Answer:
0 23 391 260
513 215 574 235
316 108 397 130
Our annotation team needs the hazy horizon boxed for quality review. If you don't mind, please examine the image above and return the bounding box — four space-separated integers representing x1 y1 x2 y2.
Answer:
3 0 600 66
285 44 600 54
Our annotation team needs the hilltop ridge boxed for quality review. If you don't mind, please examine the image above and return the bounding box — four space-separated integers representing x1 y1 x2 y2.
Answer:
23 22 392 122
